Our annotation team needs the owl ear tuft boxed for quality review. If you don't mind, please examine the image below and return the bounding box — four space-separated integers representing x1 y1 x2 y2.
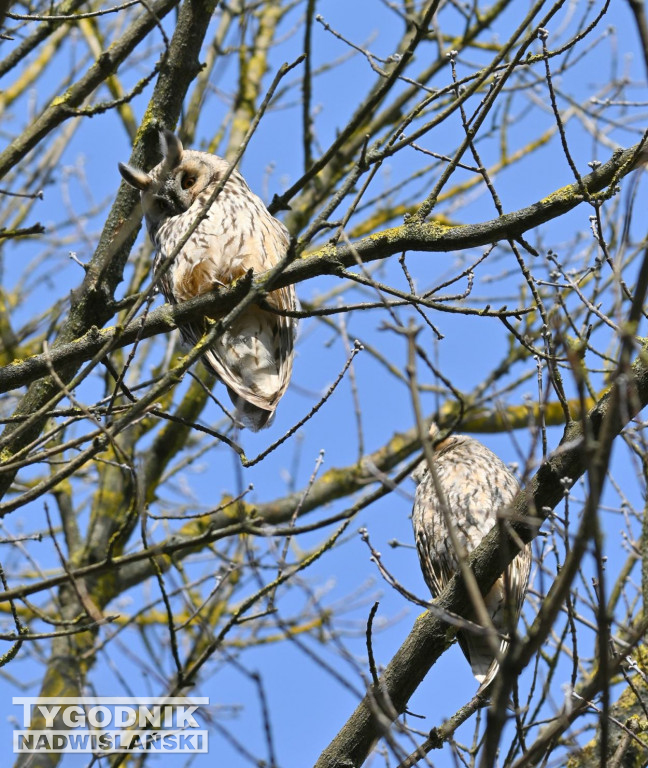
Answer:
118 162 152 191
159 129 183 169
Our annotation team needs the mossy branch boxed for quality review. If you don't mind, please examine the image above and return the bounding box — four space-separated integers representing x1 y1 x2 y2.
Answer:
0 141 639 398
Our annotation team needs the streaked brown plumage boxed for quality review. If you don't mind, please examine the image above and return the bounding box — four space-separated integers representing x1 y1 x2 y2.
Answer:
412 424 531 691
119 130 297 430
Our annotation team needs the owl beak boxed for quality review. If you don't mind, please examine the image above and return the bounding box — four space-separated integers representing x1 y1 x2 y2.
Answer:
153 192 183 216
118 162 153 191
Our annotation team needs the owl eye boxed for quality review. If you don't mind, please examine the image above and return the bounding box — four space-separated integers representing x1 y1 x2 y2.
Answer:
181 174 196 190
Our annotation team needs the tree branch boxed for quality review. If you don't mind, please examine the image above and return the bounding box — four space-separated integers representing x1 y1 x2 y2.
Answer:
0 141 640 397
313 337 648 768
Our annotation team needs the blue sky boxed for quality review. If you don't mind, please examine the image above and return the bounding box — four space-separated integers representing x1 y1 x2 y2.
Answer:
1 1 647 765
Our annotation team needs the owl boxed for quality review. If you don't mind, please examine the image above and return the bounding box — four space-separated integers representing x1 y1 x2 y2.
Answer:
118 129 297 430
412 424 531 691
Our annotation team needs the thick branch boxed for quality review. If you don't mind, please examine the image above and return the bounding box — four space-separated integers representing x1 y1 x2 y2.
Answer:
0 142 640 396
313 342 648 768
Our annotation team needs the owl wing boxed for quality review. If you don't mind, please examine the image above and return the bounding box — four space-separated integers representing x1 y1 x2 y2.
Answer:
258 282 297 398
412 469 457 598
471 543 531 692
199 214 296 429
413 520 450 599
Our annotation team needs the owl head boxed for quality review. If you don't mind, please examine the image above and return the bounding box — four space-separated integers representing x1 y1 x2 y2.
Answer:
119 130 225 236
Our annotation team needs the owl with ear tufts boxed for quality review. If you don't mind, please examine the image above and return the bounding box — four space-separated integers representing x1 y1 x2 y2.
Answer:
119 130 297 431
412 423 531 692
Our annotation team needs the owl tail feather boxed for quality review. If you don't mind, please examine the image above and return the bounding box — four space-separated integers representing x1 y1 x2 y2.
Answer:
459 633 509 695
228 390 274 432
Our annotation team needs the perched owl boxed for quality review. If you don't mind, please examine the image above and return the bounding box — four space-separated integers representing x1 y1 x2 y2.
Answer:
412 424 531 691
119 130 297 430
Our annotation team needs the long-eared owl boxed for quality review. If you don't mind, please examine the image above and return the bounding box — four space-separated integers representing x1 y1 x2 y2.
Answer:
119 130 297 430
412 424 531 691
